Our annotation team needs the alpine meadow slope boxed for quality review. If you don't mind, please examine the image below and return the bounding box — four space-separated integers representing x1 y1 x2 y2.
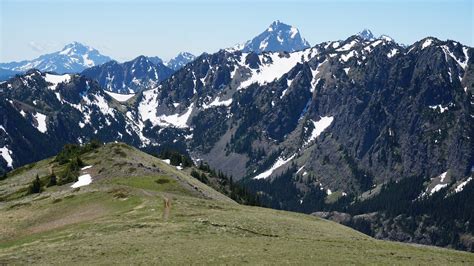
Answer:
0 142 473 264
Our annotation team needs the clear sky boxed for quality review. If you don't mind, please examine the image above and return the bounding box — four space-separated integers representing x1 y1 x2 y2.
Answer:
1 0 472 62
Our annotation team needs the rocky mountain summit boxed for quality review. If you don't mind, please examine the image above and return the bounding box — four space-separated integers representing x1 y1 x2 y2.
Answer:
233 20 311 53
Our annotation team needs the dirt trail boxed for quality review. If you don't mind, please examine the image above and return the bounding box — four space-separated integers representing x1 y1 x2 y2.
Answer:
162 197 171 220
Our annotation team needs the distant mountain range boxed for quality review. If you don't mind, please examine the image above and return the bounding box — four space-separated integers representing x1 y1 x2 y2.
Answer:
144 52 197 71
0 21 472 251
0 43 197 91
0 20 312 92
81 52 198 93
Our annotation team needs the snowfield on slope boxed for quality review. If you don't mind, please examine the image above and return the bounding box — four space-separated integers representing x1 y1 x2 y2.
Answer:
254 154 296 179
71 174 93 188
305 116 334 146
44 73 71 90
455 177 472 193
105 91 135 102
0 146 13 168
136 88 195 128
202 97 233 109
33 112 48 133
238 51 309 90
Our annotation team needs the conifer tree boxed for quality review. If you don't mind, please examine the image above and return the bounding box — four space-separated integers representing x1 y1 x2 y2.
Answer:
47 171 57 187
28 174 42 194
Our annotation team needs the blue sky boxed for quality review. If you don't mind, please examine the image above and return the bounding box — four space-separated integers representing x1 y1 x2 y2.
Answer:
1 0 472 62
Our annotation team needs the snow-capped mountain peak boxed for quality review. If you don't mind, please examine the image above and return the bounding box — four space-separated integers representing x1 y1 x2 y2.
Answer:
234 20 311 53
59 42 93 56
165 52 196 71
0 42 112 75
357 29 375 41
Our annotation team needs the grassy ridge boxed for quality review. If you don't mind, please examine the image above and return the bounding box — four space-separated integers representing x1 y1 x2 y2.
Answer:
0 143 473 264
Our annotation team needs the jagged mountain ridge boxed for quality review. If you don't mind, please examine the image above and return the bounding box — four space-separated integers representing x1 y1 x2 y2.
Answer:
0 32 472 250
81 55 174 93
143 52 197 71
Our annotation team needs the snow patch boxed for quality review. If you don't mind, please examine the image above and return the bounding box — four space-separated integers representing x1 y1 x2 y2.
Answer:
105 91 135 102
0 146 13 168
259 39 269 51
455 177 472 193
420 171 450 197
290 27 298 38
310 59 327 92
44 73 71 90
439 171 447 183
336 40 358 52
340 50 356 62
429 104 448 113
137 88 195 128
430 184 448 195
88 94 115 118
82 54 94 67
296 165 305 174
81 165 93 170
33 112 47 133
363 40 383 53
421 39 433 50
71 174 92 188
441 45 470 71
138 88 160 125
305 116 334 146
238 51 307 90
254 154 296 179
387 48 398 58
202 97 233 109
157 103 194 128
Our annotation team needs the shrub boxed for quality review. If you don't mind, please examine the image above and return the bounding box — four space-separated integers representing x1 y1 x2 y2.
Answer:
28 174 42 194
47 172 57 187
0 172 7 181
